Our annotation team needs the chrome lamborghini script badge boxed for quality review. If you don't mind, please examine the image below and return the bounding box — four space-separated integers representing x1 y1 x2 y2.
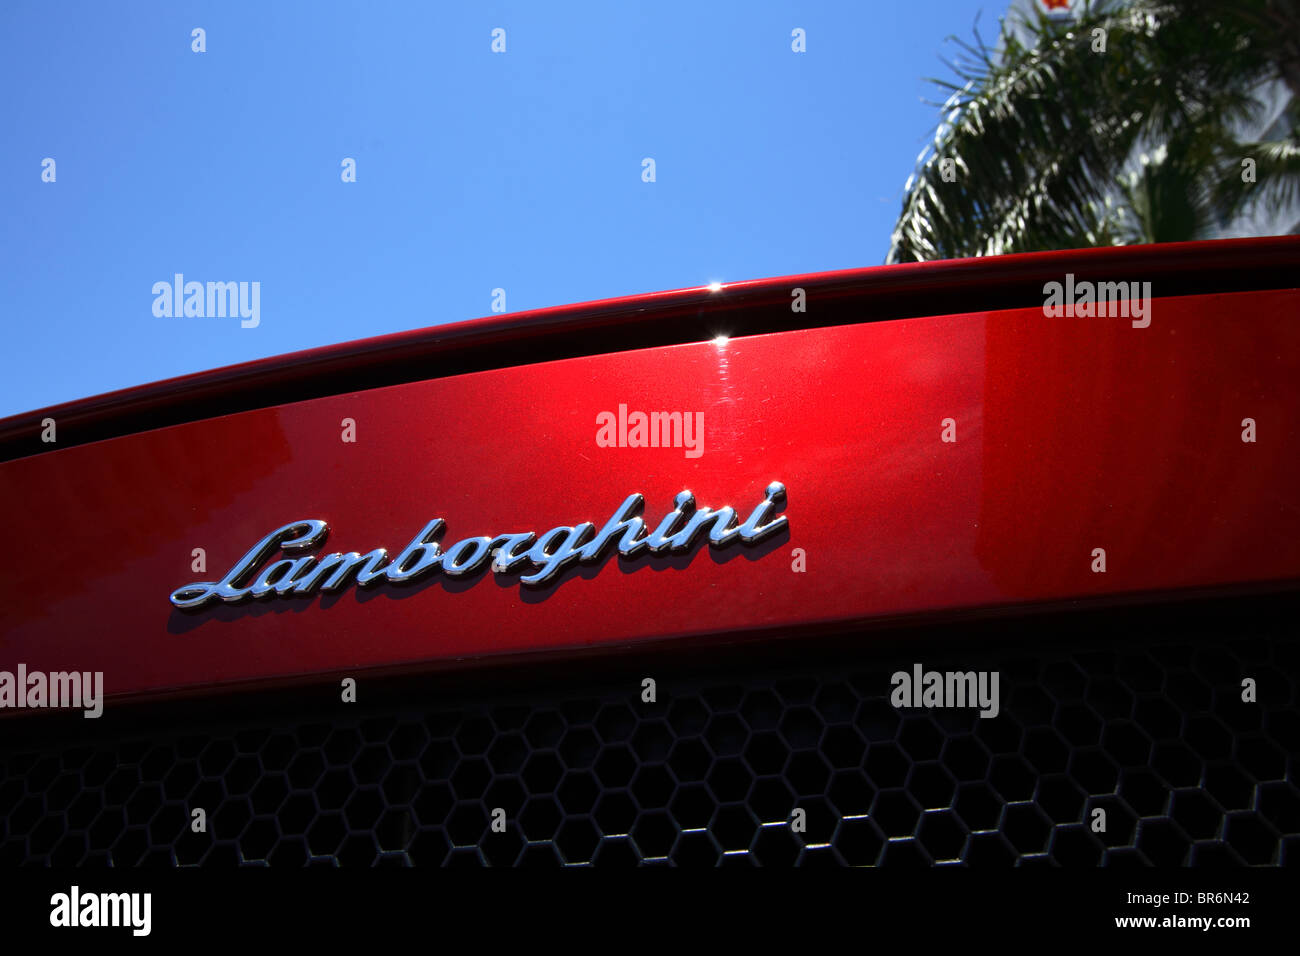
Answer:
169 482 788 610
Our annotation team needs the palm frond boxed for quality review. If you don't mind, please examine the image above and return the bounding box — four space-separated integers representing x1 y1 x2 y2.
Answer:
888 0 1295 262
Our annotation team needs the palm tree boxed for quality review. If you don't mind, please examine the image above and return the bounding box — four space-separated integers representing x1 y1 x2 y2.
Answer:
887 0 1300 263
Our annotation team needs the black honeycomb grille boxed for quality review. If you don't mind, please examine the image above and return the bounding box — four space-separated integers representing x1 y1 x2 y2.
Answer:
2 595 1298 866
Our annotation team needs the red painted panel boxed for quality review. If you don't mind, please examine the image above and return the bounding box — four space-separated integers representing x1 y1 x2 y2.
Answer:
2 288 1298 702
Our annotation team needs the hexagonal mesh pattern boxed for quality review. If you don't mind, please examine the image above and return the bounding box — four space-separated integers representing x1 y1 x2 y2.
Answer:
2 605 1298 866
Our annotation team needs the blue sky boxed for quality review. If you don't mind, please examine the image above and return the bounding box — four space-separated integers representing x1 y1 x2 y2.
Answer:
2 0 1004 418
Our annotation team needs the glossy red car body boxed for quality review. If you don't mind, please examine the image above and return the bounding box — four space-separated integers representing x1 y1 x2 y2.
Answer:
1 236 1298 706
